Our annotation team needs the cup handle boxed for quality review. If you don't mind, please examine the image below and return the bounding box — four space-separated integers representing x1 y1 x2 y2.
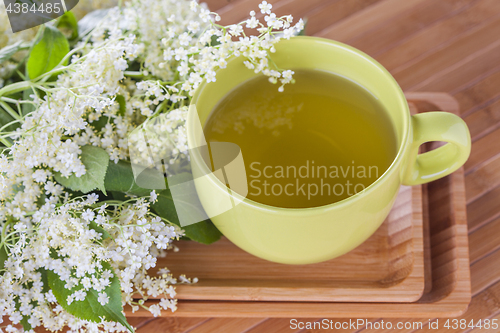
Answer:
402 112 471 186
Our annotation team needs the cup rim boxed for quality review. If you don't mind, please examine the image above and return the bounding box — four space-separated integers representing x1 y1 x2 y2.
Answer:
187 36 410 213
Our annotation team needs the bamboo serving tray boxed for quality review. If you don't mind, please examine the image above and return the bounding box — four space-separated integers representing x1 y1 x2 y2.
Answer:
126 92 471 318
147 184 423 303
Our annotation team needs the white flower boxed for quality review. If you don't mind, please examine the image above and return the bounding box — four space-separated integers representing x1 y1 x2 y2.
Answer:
86 193 99 205
246 16 259 29
159 298 177 311
177 62 189 76
199 8 211 22
32 169 49 183
82 209 95 221
295 18 305 33
73 290 87 302
282 69 294 81
113 58 128 71
150 190 158 203
265 13 283 30
187 21 200 33
229 24 243 37
179 32 192 46
205 70 216 82
189 0 198 12
97 292 110 306
283 28 295 39
259 1 272 14
174 47 188 61
149 304 162 317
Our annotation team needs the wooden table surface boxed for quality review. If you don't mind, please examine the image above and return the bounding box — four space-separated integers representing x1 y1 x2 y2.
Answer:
128 0 500 332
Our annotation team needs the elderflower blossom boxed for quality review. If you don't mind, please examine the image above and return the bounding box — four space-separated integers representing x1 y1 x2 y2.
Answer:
0 0 304 330
100 0 304 96
0 194 183 331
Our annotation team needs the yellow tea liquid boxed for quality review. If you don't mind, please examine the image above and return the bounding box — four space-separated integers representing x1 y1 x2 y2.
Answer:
204 69 397 208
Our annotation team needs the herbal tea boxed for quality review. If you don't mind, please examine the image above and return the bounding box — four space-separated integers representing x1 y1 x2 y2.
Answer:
203 70 397 208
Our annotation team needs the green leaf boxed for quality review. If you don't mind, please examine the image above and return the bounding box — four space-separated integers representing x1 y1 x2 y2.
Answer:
152 190 222 245
27 25 70 80
115 95 127 116
89 116 110 132
89 221 112 240
14 298 32 331
57 11 79 40
210 35 220 46
39 268 50 293
110 191 128 202
36 191 47 207
103 160 151 197
0 41 23 64
47 261 134 332
0 241 7 274
78 9 110 38
55 145 110 194
104 160 221 244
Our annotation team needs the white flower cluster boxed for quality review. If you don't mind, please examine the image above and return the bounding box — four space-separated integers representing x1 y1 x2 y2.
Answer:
0 29 140 221
128 106 190 175
0 194 183 332
0 0 303 330
100 0 303 95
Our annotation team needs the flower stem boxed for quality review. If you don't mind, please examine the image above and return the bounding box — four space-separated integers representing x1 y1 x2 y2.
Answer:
0 81 33 98
0 101 21 121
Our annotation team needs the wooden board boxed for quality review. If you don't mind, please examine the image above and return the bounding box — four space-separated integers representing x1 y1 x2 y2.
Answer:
125 93 471 318
144 185 424 303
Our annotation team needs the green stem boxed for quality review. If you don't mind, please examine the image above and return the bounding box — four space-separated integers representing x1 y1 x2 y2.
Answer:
0 217 14 252
124 71 146 79
0 101 21 121
0 97 36 105
150 100 168 118
0 139 11 147
0 118 23 132
0 81 33 98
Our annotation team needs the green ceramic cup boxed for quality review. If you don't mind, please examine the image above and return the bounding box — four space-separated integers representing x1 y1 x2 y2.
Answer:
187 36 471 265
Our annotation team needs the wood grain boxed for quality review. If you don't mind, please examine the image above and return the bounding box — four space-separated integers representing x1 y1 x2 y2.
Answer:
468 217 500 264
410 280 500 333
465 154 500 203
203 0 238 11
136 317 208 333
184 318 266 332
216 0 281 25
463 99 500 142
413 39 500 93
347 0 472 58
395 16 500 91
454 68 500 117
295 0 383 36
246 318 313 333
470 249 500 295
468 312 500 333
375 0 500 72
316 0 429 43
466 184 500 232
465 127 500 173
